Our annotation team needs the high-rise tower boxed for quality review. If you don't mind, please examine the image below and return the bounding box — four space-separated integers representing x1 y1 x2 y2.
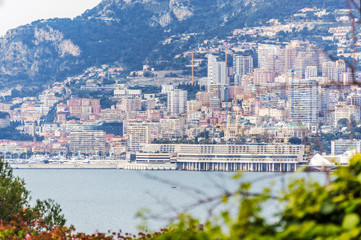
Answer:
233 55 253 85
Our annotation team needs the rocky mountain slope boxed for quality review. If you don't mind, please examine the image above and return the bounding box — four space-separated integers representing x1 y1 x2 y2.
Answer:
0 0 343 87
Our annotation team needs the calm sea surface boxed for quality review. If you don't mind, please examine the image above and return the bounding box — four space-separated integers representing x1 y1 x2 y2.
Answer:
14 169 327 234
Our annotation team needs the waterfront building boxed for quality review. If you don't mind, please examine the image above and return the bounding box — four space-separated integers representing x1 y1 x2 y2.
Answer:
126 122 151 152
135 153 172 164
331 139 361 155
0 141 28 156
69 130 106 155
140 144 305 172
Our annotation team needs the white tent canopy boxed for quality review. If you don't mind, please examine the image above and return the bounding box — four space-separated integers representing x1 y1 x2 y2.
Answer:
309 154 335 167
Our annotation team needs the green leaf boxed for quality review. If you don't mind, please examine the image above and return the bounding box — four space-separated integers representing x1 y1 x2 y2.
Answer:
232 172 242 180
343 213 360 229
321 202 335 214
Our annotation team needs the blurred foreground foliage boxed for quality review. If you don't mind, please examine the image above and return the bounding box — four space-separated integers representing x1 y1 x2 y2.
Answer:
3 155 361 239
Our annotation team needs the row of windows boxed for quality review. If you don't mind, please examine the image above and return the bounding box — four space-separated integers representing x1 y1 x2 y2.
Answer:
156 145 303 155
178 154 298 159
178 157 298 162
178 159 298 163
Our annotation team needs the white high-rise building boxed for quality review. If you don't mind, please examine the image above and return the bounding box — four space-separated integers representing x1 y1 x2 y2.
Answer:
322 61 338 83
161 84 174 94
289 79 319 129
320 87 340 114
258 44 281 70
322 60 348 84
305 66 318 79
285 40 307 71
167 89 187 115
70 130 106 154
207 54 226 85
127 123 151 152
233 55 253 85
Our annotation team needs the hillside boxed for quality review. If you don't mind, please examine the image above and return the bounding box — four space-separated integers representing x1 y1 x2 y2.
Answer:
0 0 344 87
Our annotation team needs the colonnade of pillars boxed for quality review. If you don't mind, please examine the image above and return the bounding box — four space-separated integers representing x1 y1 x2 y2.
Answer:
178 162 297 172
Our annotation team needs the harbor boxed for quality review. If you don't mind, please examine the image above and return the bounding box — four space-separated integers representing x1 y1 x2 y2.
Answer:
10 161 177 170
11 162 122 169
5 143 349 172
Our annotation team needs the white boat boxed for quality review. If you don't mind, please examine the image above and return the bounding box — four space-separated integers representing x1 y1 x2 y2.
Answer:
82 159 90 164
49 154 67 164
26 154 49 164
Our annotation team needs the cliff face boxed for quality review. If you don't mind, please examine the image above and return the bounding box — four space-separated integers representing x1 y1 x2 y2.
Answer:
0 25 80 79
0 0 342 86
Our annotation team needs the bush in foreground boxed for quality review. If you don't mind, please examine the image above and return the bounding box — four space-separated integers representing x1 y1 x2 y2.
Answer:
3 155 361 239
152 155 361 240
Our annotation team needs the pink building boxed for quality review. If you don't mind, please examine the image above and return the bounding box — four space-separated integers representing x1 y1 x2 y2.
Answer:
253 69 276 85
67 98 101 119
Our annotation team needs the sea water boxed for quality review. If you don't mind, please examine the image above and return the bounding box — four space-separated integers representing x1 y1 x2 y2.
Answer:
14 169 327 234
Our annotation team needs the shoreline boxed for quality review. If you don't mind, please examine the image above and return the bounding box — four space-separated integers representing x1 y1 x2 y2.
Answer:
10 162 178 170
11 163 124 169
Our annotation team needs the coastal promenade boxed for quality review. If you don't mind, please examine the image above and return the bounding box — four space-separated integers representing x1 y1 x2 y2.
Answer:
10 161 178 170
10 161 127 169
